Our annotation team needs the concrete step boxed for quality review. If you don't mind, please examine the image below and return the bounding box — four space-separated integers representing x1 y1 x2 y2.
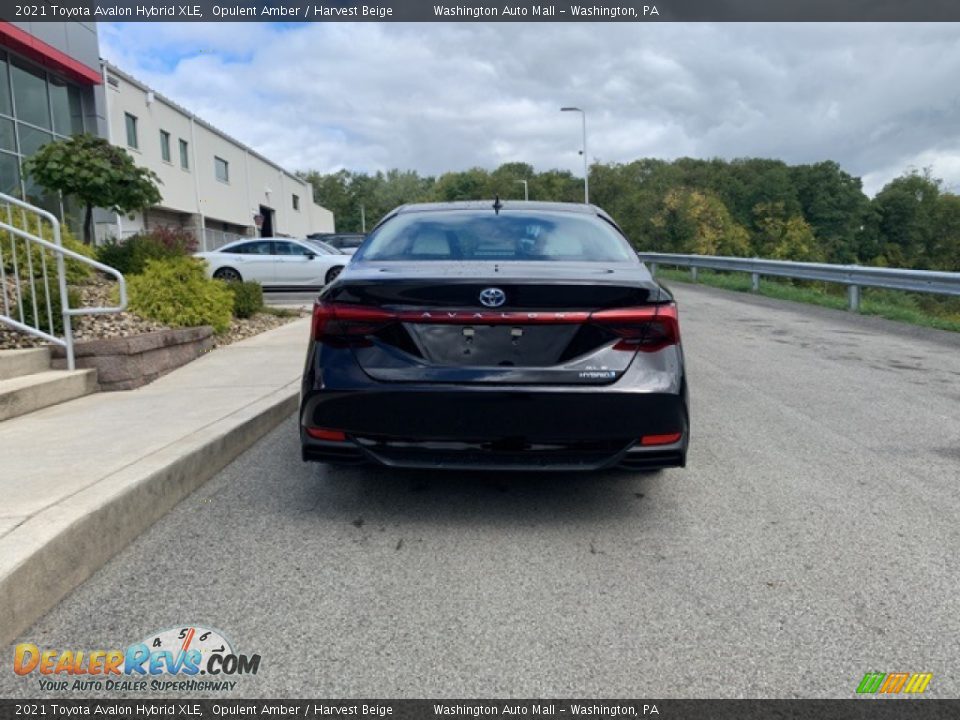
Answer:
0 369 97 422
0 348 52 381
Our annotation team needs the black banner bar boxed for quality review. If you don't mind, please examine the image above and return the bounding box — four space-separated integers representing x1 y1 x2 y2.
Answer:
2 700 960 720
3 0 960 22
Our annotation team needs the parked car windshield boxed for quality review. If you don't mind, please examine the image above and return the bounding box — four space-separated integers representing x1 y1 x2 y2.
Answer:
304 239 339 254
356 210 635 262
331 236 365 249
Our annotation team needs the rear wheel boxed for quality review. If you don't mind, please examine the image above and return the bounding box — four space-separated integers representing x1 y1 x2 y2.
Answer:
213 267 242 282
325 266 344 284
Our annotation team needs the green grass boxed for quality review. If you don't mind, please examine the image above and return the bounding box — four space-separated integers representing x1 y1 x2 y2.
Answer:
655 267 960 334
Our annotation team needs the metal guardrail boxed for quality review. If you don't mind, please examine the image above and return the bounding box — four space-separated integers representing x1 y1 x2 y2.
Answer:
638 252 960 312
0 192 127 370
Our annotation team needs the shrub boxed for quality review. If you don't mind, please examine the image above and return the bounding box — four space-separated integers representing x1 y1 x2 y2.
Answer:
61 228 94 284
96 235 170 275
1 217 92 284
224 280 263 319
18 280 81 336
95 237 131 273
126 256 233 333
148 225 198 255
95 227 195 275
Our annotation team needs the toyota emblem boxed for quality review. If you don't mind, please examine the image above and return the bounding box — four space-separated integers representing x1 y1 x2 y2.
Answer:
479 287 506 308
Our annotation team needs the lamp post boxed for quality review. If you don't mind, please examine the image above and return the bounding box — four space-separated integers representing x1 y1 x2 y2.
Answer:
517 179 529 201
561 106 588 204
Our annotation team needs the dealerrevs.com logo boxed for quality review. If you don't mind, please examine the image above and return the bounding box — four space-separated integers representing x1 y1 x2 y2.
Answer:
856 672 933 695
13 625 260 693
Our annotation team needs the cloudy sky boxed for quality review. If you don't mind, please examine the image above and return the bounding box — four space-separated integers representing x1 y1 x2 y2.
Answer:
99 22 960 195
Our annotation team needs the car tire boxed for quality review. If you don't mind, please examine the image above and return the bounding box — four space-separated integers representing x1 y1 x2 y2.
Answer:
213 267 243 282
325 266 344 284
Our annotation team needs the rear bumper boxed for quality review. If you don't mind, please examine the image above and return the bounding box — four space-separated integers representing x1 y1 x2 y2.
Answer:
300 386 688 471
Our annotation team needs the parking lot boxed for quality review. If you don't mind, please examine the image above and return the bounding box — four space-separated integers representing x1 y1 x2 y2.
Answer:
3 284 959 698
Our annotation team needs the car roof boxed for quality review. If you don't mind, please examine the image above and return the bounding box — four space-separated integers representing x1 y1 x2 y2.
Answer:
393 200 598 215
225 237 309 243
378 200 622 233
221 237 311 248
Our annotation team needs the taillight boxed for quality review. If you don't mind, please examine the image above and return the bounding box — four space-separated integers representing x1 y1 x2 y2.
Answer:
312 302 395 342
591 304 680 352
312 301 680 351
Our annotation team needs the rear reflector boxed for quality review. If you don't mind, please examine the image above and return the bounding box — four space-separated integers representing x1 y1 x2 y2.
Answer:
306 427 348 442
640 432 683 446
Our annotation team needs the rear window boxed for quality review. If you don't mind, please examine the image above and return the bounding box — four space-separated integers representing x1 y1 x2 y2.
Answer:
355 210 635 262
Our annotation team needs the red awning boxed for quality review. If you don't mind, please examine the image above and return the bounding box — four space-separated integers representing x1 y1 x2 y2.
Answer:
0 22 101 85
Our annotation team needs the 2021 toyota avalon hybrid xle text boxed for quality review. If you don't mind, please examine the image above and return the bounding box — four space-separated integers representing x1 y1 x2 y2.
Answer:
299 200 689 471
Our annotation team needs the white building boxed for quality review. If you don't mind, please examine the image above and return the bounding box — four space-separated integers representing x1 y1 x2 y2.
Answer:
97 62 334 249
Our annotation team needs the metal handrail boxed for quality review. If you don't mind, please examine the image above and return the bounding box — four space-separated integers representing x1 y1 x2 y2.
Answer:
0 192 126 370
637 252 960 312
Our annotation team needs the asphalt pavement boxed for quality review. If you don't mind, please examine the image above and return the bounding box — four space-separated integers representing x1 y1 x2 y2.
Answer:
4 284 959 698
264 290 321 308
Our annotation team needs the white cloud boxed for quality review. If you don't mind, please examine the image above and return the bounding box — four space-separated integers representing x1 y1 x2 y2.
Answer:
100 22 960 194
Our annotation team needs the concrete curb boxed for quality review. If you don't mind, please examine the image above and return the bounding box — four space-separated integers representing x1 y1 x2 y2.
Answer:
0 382 298 647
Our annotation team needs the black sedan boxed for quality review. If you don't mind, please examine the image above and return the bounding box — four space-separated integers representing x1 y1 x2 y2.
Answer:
307 232 366 255
299 201 688 471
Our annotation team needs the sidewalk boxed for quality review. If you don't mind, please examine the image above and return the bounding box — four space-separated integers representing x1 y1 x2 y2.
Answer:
0 317 311 646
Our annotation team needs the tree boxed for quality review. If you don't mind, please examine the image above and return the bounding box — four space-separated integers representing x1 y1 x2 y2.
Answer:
752 202 823 262
652 188 750 256
429 167 490 202
932 192 960 271
790 161 869 264
300 169 353 228
867 169 941 268
23 133 162 244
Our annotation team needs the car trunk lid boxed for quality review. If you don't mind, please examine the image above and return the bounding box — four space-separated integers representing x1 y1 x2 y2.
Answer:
317 261 674 385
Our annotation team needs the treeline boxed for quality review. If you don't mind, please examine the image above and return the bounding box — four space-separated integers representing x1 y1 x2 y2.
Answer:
300 159 960 271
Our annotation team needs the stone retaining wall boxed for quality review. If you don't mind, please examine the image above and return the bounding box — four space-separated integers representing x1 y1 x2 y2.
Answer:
51 326 214 391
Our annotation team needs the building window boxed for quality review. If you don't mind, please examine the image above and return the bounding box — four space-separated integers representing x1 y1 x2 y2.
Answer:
49 76 84 135
10 57 50 130
214 156 229 183
0 51 90 222
179 139 189 169
160 130 170 162
124 113 138 149
159 130 171 162
0 151 20 196
0 55 12 117
0 118 15 153
292 194 300 211
18 124 52 156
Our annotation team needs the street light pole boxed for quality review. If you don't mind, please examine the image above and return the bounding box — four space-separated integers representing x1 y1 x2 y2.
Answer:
561 106 588 204
517 179 529 201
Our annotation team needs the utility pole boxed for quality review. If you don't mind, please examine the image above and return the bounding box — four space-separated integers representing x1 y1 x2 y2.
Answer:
560 107 589 203
517 179 529 201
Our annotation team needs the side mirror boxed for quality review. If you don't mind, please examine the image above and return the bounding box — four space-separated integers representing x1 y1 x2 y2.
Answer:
304 251 316 260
